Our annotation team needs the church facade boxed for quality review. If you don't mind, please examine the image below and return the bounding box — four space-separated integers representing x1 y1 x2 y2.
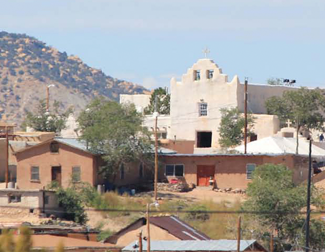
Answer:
120 58 298 154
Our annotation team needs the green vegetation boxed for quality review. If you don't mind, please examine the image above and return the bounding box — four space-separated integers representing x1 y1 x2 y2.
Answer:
144 87 170 115
218 107 255 148
265 87 325 154
0 227 33 252
22 99 72 133
48 181 94 224
77 98 153 180
242 164 325 251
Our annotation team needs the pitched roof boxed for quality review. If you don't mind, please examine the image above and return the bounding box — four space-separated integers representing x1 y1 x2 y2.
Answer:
123 240 265 252
234 136 325 158
107 215 210 243
149 215 210 240
13 137 94 156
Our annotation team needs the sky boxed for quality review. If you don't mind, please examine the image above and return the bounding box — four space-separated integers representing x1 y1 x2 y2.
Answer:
1 0 325 90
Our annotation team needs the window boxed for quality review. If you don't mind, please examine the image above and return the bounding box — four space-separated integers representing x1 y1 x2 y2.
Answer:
44 195 50 205
72 166 81 182
207 70 214 79
197 132 212 148
157 132 167 139
246 164 256 179
165 164 184 177
9 195 21 203
199 103 208 116
194 70 200 81
249 134 258 142
139 163 143 178
120 164 125 180
31 166 40 181
50 142 59 153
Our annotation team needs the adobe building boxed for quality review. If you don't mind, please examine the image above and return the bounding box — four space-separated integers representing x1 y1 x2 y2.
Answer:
120 58 303 154
159 153 310 188
13 137 158 190
106 215 210 247
14 138 103 189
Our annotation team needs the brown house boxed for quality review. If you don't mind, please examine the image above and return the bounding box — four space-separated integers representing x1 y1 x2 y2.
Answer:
159 153 309 189
14 138 103 189
106 215 210 248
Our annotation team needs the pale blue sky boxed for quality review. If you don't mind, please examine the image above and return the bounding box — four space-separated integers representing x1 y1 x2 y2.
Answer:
1 0 325 89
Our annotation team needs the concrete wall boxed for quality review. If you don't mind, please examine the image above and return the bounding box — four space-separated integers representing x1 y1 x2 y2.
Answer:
16 141 98 189
160 154 308 189
0 189 59 215
237 83 299 114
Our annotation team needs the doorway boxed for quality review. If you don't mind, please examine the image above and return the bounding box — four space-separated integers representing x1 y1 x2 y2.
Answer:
52 166 62 186
197 165 215 186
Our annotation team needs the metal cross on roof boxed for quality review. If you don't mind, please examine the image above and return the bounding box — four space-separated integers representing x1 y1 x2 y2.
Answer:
202 47 210 58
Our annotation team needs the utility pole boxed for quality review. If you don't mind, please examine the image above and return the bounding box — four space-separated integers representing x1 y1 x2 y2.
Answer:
153 96 159 201
146 204 151 252
138 231 143 252
5 126 9 189
305 139 312 252
237 216 241 252
244 78 248 154
270 232 273 252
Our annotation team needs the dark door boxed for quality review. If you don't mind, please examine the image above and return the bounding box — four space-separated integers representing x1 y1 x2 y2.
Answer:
197 165 215 186
52 166 62 186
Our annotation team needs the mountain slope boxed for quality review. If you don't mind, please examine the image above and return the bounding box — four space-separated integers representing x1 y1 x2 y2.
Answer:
0 31 147 126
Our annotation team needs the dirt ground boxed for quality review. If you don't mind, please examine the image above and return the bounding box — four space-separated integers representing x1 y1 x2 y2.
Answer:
86 188 246 231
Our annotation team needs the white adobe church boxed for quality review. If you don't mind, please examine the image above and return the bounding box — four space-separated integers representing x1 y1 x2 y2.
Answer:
120 57 311 154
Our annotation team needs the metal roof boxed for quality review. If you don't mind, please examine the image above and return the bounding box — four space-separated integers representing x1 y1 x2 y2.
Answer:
149 215 210 240
123 240 258 251
54 137 89 152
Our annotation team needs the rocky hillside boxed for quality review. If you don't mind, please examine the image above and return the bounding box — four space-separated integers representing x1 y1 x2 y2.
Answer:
0 31 147 126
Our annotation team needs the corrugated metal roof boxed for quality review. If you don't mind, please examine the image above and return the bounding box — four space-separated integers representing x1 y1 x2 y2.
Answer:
123 240 258 251
149 216 210 240
54 138 89 152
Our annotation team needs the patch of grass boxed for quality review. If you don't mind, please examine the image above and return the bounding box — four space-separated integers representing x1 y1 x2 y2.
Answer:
89 191 243 240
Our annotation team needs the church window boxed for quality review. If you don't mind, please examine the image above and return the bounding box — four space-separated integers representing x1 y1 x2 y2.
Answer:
207 70 214 79
194 70 200 81
197 132 212 148
199 102 208 116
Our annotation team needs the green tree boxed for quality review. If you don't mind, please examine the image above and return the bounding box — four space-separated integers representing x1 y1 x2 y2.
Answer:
267 77 282 85
77 98 152 179
48 182 88 224
14 227 32 252
144 87 170 115
218 107 254 148
242 164 325 250
23 99 73 133
265 88 325 154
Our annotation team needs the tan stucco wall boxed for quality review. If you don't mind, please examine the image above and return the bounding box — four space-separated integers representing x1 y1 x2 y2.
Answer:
16 142 98 189
115 224 179 247
170 59 240 151
160 155 308 189
250 114 280 141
